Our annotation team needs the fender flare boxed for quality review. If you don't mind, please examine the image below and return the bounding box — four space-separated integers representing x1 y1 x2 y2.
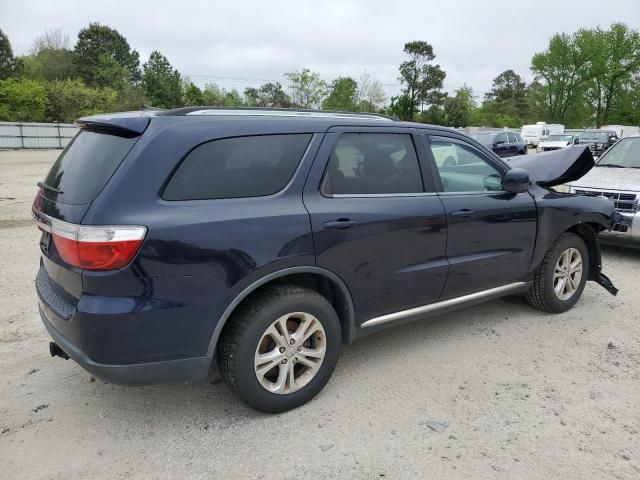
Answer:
205 266 355 358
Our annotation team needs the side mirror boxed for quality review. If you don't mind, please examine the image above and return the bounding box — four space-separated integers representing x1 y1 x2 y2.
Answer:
503 168 530 193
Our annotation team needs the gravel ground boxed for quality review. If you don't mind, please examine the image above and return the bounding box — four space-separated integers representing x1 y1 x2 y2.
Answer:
1 149 639 480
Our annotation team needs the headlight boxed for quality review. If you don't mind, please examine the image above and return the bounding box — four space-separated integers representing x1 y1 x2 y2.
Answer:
552 184 572 193
536 146 542 152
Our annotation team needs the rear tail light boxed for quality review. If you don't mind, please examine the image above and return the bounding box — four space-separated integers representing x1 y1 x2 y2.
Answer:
34 210 146 271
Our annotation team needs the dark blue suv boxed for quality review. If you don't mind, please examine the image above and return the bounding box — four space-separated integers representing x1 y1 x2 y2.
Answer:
34 108 618 412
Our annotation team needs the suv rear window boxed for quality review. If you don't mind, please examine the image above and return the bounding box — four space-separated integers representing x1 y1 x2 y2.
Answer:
43 131 138 205
163 134 312 200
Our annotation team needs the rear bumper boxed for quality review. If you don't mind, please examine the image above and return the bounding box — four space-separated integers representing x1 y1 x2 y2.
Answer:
36 265 212 385
40 306 210 385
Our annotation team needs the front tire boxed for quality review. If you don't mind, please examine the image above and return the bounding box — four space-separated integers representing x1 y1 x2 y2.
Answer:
526 233 589 313
217 284 341 413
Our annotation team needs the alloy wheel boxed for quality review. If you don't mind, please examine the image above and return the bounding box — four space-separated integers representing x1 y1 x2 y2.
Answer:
254 312 326 394
553 247 583 301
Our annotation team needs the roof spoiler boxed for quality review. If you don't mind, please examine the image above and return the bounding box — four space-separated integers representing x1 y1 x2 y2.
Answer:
76 112 152 136
506 146 595 187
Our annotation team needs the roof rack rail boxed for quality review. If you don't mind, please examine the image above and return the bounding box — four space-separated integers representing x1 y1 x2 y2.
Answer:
157 106 397 121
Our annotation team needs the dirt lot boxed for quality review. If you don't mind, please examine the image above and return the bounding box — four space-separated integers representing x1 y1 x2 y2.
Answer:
1 149 639 479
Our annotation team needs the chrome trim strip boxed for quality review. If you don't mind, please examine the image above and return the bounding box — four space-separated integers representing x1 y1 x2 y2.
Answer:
328 192 438 198
361 282 527 328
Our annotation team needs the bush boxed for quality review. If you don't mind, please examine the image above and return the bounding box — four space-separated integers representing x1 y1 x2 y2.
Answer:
44 78 117 122
0 78 47 121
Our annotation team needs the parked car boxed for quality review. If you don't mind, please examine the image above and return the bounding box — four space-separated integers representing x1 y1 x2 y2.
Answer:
536 134 579 152
567 135 640 247
521 122 565 146
470 131 527 157
34 108 618 413
578 130 619 157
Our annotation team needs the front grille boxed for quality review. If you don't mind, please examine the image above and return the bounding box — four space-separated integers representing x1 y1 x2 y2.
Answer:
574 189 638 212
542 147 561 151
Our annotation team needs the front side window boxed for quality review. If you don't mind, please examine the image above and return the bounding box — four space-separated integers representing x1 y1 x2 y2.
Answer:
321 133 424 195
163 134 312 200
428 139 504 192
507 133 517 143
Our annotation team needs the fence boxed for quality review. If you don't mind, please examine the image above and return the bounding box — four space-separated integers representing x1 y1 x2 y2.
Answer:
0 122 78 149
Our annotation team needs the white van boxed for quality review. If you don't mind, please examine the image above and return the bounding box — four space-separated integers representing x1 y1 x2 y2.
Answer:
521 122 565 147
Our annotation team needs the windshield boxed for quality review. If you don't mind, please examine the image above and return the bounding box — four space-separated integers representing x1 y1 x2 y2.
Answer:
579 131 609 142
470 133 497 145
596 137 640 168
546 135 573 142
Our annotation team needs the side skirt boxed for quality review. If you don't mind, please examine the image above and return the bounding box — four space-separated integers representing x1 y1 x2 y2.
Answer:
361 282 529 329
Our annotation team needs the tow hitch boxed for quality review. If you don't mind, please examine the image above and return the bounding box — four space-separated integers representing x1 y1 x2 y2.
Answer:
49 342 69 360
594 273 618 296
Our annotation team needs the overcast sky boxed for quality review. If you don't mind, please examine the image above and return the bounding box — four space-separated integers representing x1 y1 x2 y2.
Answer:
2 0 639 101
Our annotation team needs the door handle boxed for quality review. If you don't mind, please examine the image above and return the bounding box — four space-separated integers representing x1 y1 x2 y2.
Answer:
323 219 359 230
450 209 475 218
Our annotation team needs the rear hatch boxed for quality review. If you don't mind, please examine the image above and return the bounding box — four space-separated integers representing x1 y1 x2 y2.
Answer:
34 116 149 311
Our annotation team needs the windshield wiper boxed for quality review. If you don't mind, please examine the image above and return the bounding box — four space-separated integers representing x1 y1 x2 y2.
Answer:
596 164 625 168
37 181 63 194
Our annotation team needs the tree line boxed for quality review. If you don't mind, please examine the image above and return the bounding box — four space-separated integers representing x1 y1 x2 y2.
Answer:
0 22 638 127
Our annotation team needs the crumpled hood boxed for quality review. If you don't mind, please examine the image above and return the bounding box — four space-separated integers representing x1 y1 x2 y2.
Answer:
506 146 594 187
570 166 640 192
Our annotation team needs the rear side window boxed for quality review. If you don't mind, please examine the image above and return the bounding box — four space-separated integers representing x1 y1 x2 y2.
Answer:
163 134 312 200
43 131 138 205
321 133 424 195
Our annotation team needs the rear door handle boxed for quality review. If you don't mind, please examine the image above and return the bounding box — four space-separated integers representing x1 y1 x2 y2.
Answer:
450 209 475 218
323 219 359 230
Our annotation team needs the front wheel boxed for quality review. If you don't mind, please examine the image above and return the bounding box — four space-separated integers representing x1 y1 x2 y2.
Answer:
217 284 341 413
526 233 589 313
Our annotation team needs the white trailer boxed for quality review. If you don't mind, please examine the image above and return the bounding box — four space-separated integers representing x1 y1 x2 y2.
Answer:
521 122 565 147
601 125 640 138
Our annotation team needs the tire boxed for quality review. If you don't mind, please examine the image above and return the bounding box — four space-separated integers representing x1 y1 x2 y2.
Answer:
217 284 341 413
526 233 589 313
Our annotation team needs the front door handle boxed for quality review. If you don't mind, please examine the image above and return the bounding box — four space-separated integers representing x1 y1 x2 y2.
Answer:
323 219 359 230
450 209 475 218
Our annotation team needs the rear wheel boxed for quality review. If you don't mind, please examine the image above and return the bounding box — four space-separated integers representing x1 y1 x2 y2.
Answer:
526 233 589 313
217 284 341 413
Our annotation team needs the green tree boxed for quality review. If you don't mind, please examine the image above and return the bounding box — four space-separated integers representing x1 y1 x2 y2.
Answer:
183 81 204 106
580 23 640 127
22 49 75 81
44 78 117 122
21 29 75 82
397 41 446 120
283 68 327 108
0 29 18 80
444 86 475 127
322 77 358 111
483 70 528 124
141 51 182 108
531 31 591 123
244 82 290 107
73 23 140 88
0 78 47 121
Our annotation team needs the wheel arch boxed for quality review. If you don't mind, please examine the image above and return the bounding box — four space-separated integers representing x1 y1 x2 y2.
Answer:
565 222 603 281
206 266 356 359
